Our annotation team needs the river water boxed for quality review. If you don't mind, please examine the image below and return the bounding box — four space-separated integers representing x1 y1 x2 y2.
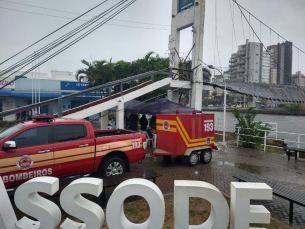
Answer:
203 111 305 147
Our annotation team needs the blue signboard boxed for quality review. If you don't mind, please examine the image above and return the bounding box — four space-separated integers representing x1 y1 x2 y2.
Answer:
61 81 89 91
61 81 108 97
178 0 195 13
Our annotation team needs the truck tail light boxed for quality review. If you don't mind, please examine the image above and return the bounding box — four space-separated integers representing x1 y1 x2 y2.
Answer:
211 145 218 150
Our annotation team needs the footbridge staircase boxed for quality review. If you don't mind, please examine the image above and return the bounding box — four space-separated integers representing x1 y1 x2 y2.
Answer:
0 68 193 129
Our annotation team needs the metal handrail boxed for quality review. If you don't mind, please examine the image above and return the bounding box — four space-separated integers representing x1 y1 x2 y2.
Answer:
236 127 305 152
0 67 193 118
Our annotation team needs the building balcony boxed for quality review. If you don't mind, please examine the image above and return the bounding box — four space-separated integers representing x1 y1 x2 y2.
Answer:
238 52 246 56
229 67 238 72
237 68 245 73
238 61 246 65
230 63 238 67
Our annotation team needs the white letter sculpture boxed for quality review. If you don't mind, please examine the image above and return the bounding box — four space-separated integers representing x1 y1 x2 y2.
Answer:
0 177 17 229
14 177 61 229
230 182 273 229
106 178 165 229
60 178 104 229
174 180 229 229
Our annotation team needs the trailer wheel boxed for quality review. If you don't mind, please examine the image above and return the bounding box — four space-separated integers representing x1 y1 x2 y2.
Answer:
188 152 199 167
200 150 212 164
100 157 126 177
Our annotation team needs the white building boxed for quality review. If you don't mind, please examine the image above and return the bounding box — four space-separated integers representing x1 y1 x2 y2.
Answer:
291 71 305 86
247 42 262 83
229 39 270 84
0 70 97 121
261 52 270 84
51 70 77 81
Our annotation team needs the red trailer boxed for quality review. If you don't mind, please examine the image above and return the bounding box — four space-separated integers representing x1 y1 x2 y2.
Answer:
151 112 218 166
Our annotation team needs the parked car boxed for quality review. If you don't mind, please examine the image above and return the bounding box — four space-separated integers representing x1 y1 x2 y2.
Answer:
0 115 147 188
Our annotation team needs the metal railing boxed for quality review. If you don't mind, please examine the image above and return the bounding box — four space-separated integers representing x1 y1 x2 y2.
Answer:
214 118 278 137
0 67 192 119
236 127 305 152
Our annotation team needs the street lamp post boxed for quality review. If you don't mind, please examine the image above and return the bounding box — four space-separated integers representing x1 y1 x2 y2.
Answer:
207 65 227 146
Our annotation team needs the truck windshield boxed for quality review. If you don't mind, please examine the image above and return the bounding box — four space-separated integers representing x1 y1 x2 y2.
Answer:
0 124 24 140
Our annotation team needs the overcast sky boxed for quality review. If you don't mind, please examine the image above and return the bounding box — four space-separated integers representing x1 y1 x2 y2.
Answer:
0 0 304 78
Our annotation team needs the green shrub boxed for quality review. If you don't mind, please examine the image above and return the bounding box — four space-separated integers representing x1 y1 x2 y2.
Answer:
233 107 271 149
0 120 20 129
283 104 304 114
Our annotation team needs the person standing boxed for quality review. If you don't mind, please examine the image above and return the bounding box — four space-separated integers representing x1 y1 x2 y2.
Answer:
128 113 138 131
149 115 156 130
139 114 148 131
124 113 129 129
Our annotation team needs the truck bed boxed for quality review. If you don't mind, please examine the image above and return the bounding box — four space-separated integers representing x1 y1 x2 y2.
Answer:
94 129 136 138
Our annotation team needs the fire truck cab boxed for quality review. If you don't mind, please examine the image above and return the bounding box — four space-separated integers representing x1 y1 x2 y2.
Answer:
152 112 217 166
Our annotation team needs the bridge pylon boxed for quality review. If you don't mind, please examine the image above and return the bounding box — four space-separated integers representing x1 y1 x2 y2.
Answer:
168 0 206 111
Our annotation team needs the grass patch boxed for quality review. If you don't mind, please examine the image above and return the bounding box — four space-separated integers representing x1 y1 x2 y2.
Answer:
75 194 289 229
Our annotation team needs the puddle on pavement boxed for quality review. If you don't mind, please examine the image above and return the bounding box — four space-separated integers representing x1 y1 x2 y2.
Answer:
235 163 262 174
217 161 263 174
217 161 235 167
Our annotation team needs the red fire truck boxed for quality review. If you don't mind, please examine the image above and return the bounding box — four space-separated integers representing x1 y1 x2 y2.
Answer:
0 115 146 188
152 111 217 166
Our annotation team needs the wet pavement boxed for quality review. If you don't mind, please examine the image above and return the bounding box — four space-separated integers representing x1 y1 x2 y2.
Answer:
131 145 305 228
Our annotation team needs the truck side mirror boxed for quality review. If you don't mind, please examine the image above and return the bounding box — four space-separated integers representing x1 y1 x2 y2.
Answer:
3 141 17 151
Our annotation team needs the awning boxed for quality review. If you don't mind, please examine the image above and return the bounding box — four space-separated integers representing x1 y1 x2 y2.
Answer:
108 99 142 112
12 91 62 98
126 98 200 115
0 90 12 97
61 92 101 98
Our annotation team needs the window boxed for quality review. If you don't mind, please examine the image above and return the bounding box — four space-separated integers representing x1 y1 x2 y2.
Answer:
11 126 52 148
0 124 24 140
54 124 87 143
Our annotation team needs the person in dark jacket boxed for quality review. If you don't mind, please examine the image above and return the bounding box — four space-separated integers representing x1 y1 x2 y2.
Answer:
139 115 148 131
128 113 138 131
149 115 156 130
124 113 129 129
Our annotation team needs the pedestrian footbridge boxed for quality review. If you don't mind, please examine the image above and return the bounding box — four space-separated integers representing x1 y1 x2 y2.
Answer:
0 68 193 129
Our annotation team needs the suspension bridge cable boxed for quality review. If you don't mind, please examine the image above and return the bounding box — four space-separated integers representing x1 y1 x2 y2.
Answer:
235 1 305 94
248 12 250 41
0 0 172 27
0 0 109 66
0 0 137 90
0 0 128 80
0 6 190 31
215 0 222 70
233 0 305 55
228 0 238 48
212 0 222 79
0 0 127 77
240 11 246 41
260 22 262 40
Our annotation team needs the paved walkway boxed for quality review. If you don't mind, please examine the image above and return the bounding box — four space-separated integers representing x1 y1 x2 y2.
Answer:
131 145 305 228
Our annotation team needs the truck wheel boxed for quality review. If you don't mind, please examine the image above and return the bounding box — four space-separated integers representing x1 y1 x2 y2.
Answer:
188 152 199 167
101 157 126 177
200 150 212 164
